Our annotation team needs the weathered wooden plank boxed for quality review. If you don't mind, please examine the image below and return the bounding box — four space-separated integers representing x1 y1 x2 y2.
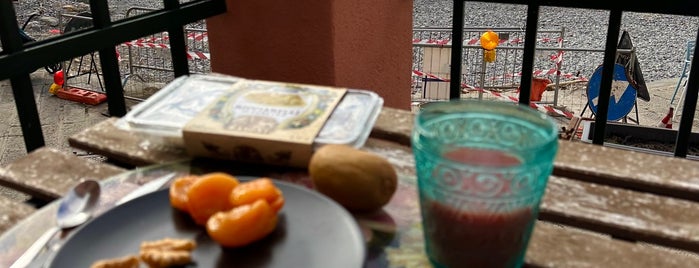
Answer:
371 107 414 146
363 137 699 253
0 195 35 235
70 112 415 167
358 139 699 266
68 110 699 252
374 107 699 202
540 176 699 253
554 141 699 202
527 222 699 268
0 147 126 201
68 118 189 167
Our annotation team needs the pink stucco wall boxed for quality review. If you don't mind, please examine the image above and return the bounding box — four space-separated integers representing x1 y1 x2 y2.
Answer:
206 0 412 110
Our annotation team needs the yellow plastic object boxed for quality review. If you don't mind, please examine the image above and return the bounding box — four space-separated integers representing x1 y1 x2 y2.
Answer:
48 83 62 95
480 30 499 51
484 49 497 63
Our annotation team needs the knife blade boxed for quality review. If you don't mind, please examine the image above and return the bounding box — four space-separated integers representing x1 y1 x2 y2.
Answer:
116 173 178 205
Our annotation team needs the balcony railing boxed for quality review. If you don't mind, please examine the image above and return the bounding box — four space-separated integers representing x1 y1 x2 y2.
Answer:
453 1 699 158
0 0 226 152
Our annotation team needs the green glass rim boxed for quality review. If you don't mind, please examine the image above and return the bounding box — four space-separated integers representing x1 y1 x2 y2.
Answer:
413 99 559 156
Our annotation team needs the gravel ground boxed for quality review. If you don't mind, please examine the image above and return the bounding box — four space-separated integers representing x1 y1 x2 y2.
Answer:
11 1 699 122
413 1 699 83
13 0 698 83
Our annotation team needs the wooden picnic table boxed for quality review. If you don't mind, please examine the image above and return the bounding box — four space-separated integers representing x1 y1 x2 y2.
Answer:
2 107 699 267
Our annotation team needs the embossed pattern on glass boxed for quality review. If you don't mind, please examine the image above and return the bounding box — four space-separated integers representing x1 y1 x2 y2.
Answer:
412 100 558 268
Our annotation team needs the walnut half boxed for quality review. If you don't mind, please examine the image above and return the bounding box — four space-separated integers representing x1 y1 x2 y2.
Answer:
139 249 192 268
139 238 197 268
140 237 197 252
90 255 140 268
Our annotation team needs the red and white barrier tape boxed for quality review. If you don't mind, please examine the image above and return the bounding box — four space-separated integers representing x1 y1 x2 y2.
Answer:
185 51 210 60
488 69 587 81
121 41 210 59
412 37 563 46
123 41 170 49
129 32 208 44
411 70 574 119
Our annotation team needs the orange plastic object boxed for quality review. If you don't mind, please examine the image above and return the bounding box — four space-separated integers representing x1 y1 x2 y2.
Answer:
55 87 107 105
480 30 499 50
530 78 551 102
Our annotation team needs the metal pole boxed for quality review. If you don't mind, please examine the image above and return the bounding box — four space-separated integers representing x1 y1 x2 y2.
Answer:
553 27 564 106
479 55 485 99
0 0 44 152
674 27 699 157
165 0 190 77
592 9 622 145
89 0 127 117
519 4 540 105
449 1 464 99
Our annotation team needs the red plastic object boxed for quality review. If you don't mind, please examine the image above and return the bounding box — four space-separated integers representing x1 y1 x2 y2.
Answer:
516 77 550 102
53 70 65 86
530 78 551 102
55 87 107 105
657 107 674 129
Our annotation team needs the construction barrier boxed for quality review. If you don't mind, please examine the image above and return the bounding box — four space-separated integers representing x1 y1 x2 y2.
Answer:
118 7 210 100
56 9 210 100
411 69 574 119
411 27 601 115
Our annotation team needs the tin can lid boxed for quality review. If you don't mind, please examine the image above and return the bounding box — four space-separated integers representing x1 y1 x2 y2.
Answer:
315 89 384 148
119 74 242 138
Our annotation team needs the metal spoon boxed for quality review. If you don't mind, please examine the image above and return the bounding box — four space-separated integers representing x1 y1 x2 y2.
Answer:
10 179 101 268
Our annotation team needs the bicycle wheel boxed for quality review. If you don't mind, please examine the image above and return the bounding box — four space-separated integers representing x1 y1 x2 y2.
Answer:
45 62 63 74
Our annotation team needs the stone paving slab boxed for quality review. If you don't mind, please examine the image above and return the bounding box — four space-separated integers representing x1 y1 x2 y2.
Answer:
0 71 113 201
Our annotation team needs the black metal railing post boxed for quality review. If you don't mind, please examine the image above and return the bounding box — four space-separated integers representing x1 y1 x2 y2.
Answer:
89 0 127 117
519 4 540 105
0 0 226 154
0 1 44 151
591 9 622 145
455 1 699 157
449 0 464 99
164 0 190 78
674 28 699 157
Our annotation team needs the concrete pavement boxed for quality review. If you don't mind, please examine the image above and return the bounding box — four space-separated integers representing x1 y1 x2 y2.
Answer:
0 71 114 201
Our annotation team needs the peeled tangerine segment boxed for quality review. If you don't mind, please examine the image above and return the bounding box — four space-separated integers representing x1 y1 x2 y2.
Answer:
186 172 240 225
169 175 201 213
207 199 278 248
230 178 285 212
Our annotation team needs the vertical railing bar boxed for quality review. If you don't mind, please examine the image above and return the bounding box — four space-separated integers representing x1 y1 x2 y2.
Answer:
0 1 45 152
450 1 465 99
519 4 540 105
592 9 623 145
673 28 699 157
164 0 190 77
89 0 127 117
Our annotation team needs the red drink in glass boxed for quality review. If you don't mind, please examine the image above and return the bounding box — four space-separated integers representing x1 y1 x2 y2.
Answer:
421 147 537 268
423 200 534 268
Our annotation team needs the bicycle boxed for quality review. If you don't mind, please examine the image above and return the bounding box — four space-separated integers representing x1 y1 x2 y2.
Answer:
9 1 63 74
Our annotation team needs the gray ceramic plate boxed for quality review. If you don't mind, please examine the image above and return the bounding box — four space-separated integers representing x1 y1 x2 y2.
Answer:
48 177 365 268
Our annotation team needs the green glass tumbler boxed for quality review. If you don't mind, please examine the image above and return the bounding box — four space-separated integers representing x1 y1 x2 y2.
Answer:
412 100 559 268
